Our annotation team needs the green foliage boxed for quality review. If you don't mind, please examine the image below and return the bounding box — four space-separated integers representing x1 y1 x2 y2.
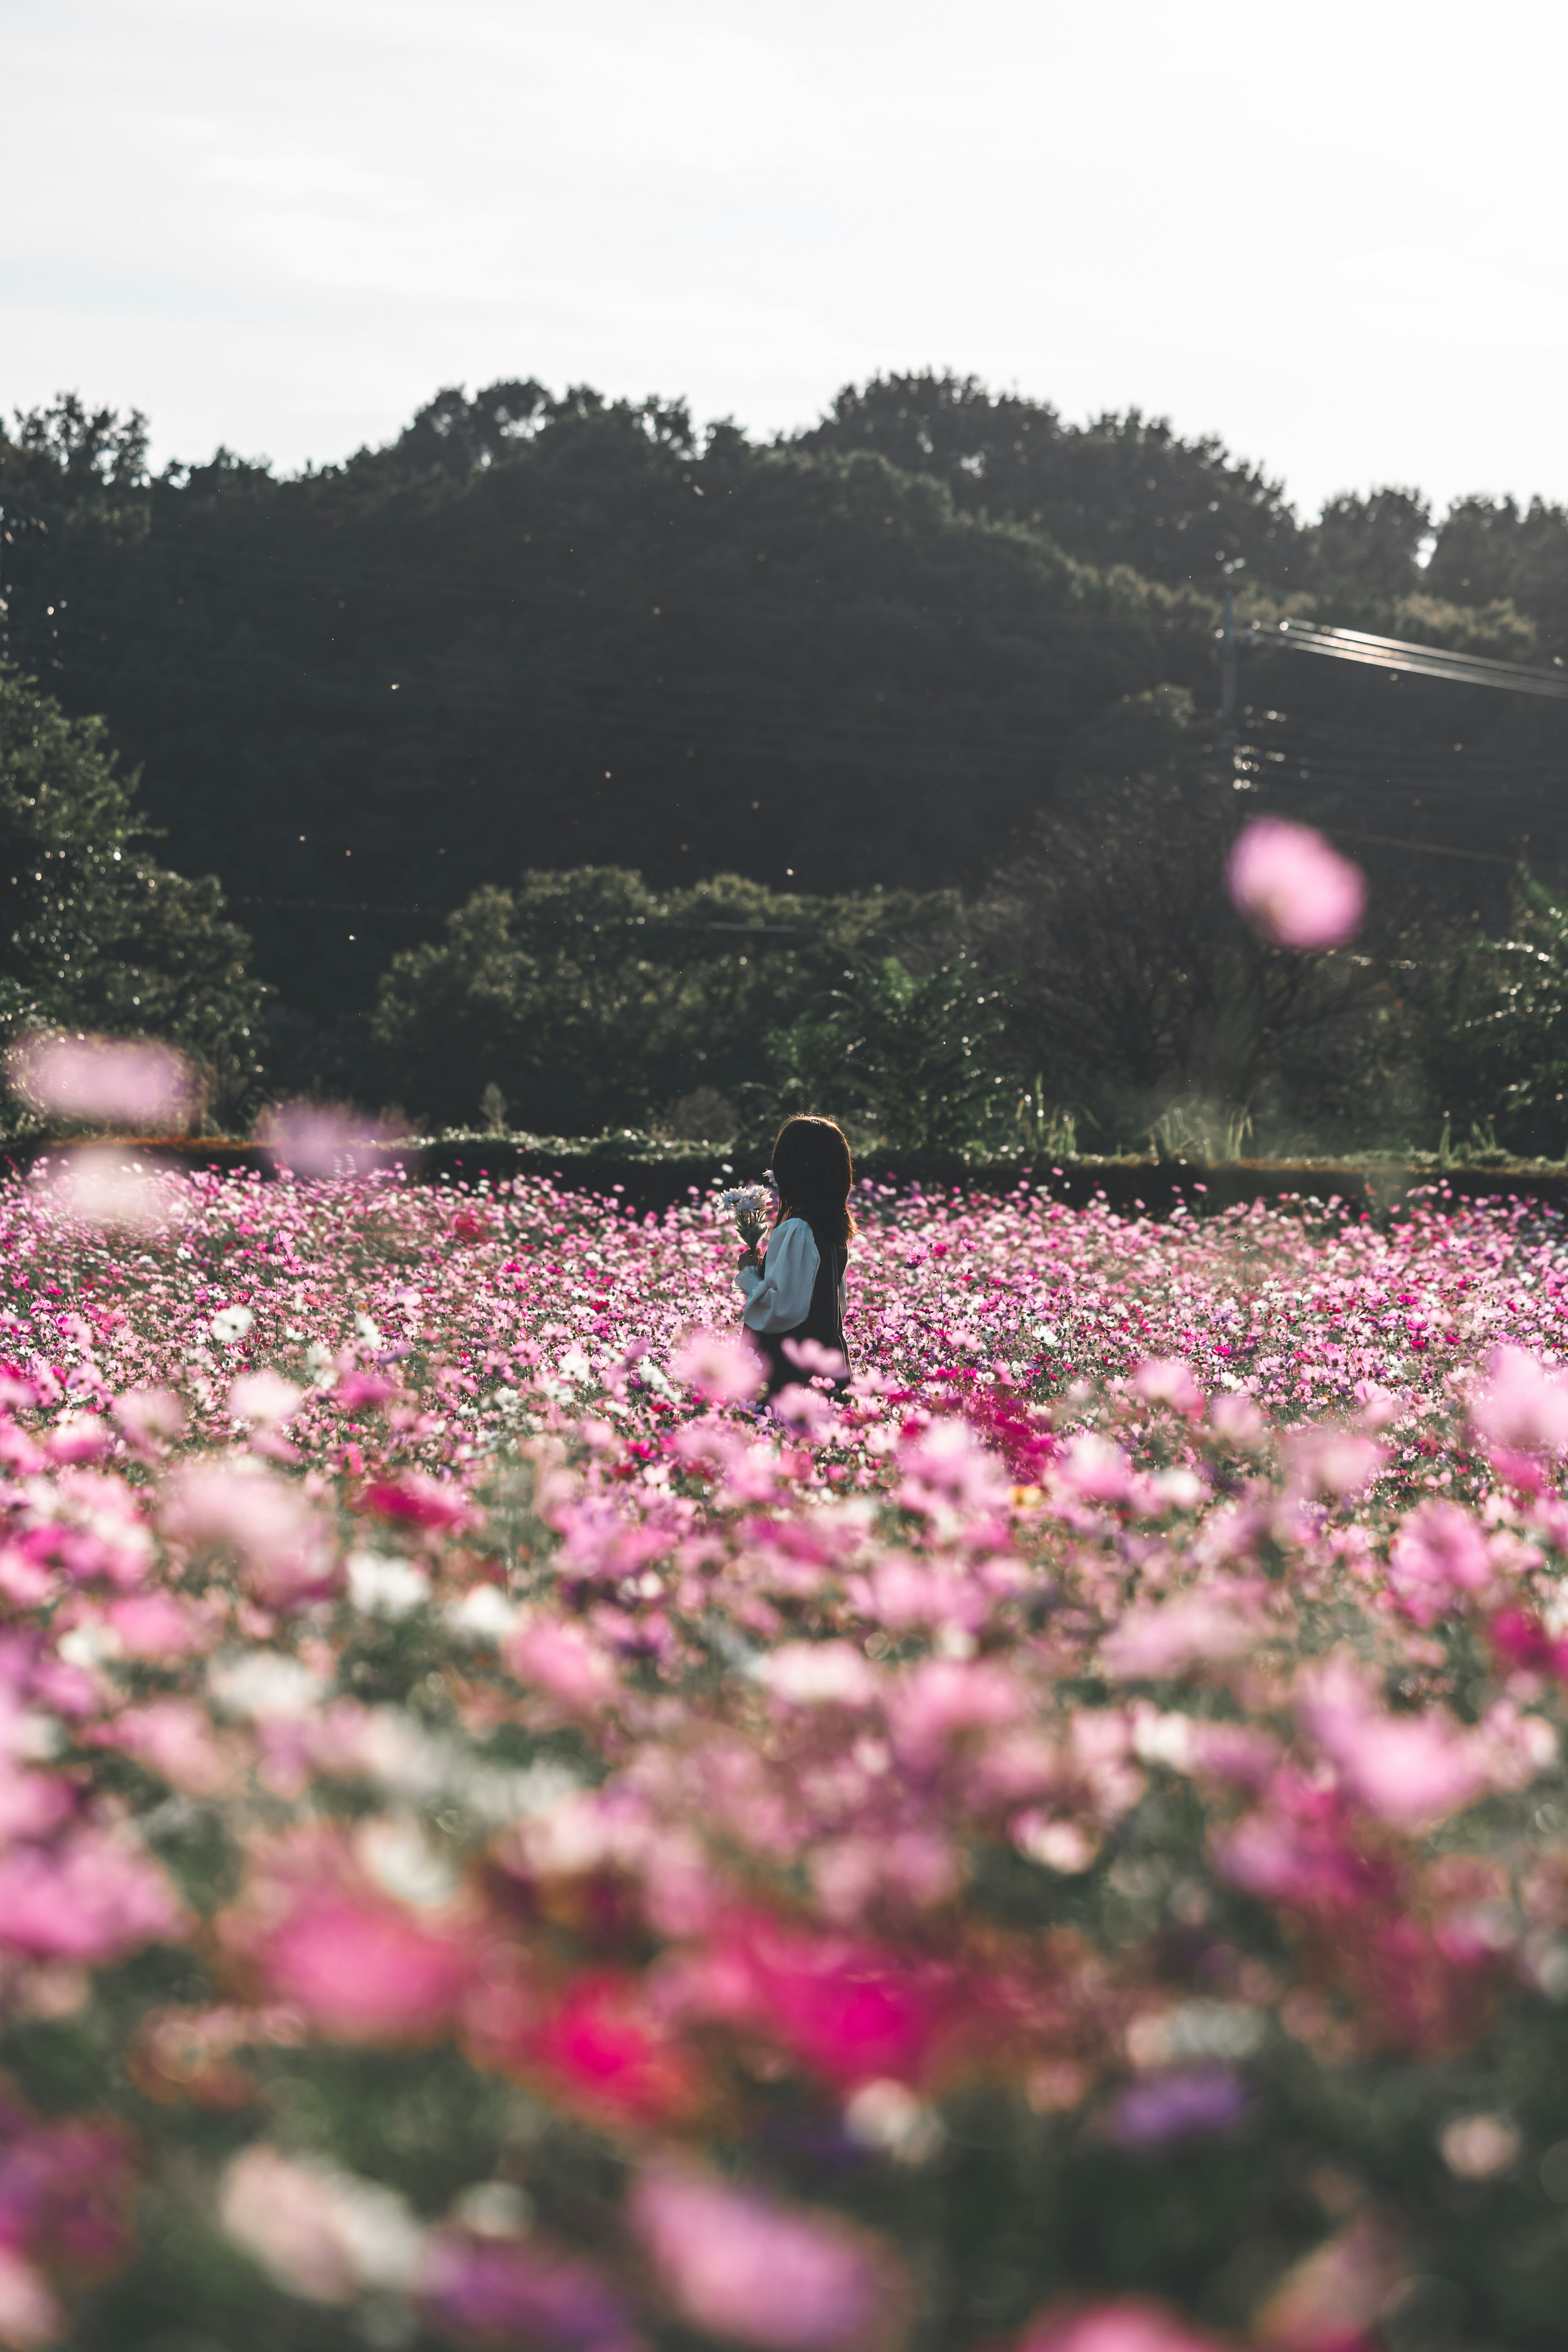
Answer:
1428 872 1568 1158
974 690 1419 1149
0 665 268 1121
765 951 1009 1155
369 866 956 1134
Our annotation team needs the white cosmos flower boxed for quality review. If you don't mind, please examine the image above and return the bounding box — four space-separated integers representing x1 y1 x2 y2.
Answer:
209 1305 254 1344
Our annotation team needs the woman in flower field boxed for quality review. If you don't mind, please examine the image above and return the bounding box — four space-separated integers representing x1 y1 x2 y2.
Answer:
735 1113 855 1396
14 830 1568 2351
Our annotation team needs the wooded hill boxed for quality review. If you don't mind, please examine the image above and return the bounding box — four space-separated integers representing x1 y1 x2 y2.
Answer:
4 373 1568 1033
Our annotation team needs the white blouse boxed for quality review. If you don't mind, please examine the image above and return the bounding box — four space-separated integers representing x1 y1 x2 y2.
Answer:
737 1216 844 1334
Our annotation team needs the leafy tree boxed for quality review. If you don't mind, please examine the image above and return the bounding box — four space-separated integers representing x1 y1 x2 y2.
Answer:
369 866 957 1133
0 665 267 1123
1310 487 1431 593
1422 872 1568 1157
975 690 1413 1148
764 951 1009 1156
794 371 1304 586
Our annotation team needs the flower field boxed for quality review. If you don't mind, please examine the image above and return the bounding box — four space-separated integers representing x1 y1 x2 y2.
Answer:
6 1160 1568 2350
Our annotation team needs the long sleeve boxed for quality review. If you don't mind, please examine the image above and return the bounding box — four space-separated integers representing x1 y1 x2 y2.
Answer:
737 1218 820 1333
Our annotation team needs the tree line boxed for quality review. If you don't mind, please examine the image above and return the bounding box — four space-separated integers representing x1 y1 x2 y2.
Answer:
7 653 1568 1163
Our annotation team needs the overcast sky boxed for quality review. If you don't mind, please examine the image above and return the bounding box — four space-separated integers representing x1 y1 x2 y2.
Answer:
6 0 1567 523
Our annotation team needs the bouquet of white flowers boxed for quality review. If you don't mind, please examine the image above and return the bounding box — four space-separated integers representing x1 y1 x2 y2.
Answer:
717 1172 777 1253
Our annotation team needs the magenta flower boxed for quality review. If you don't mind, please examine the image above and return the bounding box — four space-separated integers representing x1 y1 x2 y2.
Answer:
1226 817 1365 949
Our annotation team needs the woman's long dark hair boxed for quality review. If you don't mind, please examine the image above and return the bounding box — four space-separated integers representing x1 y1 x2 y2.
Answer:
771 1115 857 1251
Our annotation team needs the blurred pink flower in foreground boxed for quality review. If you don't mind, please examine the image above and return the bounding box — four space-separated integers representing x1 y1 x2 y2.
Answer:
1468 1343 1568 1457
1297 1660 1490 1834
162 1463 339 1609
7 1033 194 1129
1017 2296 1228 2352
49 1148 188 1232
239 1882 473 2042
670 1328 765 1404
631 2167 904 2352
257 1100 394 1178
1226 818 1365 950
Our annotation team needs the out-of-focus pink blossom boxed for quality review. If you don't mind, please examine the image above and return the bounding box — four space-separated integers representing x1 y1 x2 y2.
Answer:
1100 1596 1255 1682
1297 1660 1489 1833
256 1100 394 1178
48 1149 189 1232
1388 1501 1492 1625
359 1468 477 1531
0 1823 183 1962
1226 817 1365 950
1250 2214 1406 2351
760 1642 880 1708
228 1371 304 1426
781 1336 849 1382
690 1915 961 2090
1468 1343 1568 1457
7 1034 194 1129
506 1619 619 1713
631 2166 905 2352
1285 1425 1387 1499
112 1387 185 1452
1017 2298 1229 2352
162 1463 339 1608
506 1968 703 2128
1133 1359 1205 1416
0 2248 62 2350
670 1328 765 1403
242 1882 473 2042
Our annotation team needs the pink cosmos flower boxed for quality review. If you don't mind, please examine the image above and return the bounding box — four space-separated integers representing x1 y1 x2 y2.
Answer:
1387 1501 1492 1626
1226 817 1365 950
162 1463 339 1608
630 2167 904 2352
1468 1343 1568 1457
0 1823 184 1962
510 1969 703 2128
358 1469 477 1532
7 1033 194 1129
670 1329 766 1404
227 1370 304 1426
103 1590 213 1658
1099 1595 1256 1681
248 1887 473 2042
506 1619 619 1713
1018 2298 1228 2352
1284 1425 1387 1499
1297 1660 1488 1834
256 1100 393 1177
1132 1359 1205 1416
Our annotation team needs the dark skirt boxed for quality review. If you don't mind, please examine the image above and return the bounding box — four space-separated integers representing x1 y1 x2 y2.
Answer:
750 1238 849 1399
